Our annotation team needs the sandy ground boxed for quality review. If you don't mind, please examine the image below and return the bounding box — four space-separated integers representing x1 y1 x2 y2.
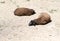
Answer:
0 0 60 41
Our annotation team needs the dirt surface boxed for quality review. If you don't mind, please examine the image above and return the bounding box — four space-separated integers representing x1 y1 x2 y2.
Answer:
0 0 60 41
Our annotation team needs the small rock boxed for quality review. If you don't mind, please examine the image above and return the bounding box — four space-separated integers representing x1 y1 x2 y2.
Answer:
49 9 57 13
27 0 30 1
49 35 52 36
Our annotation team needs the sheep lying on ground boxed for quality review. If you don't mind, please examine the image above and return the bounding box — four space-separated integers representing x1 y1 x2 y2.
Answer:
29 12 51 26
14 8 35 16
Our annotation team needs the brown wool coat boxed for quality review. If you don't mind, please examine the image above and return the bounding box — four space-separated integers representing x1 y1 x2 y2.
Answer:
29 12 51 26
14 8 35 16
34 12 51 25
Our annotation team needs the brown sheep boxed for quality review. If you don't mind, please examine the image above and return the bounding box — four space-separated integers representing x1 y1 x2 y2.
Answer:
29 12 52 26
14 8 35 16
